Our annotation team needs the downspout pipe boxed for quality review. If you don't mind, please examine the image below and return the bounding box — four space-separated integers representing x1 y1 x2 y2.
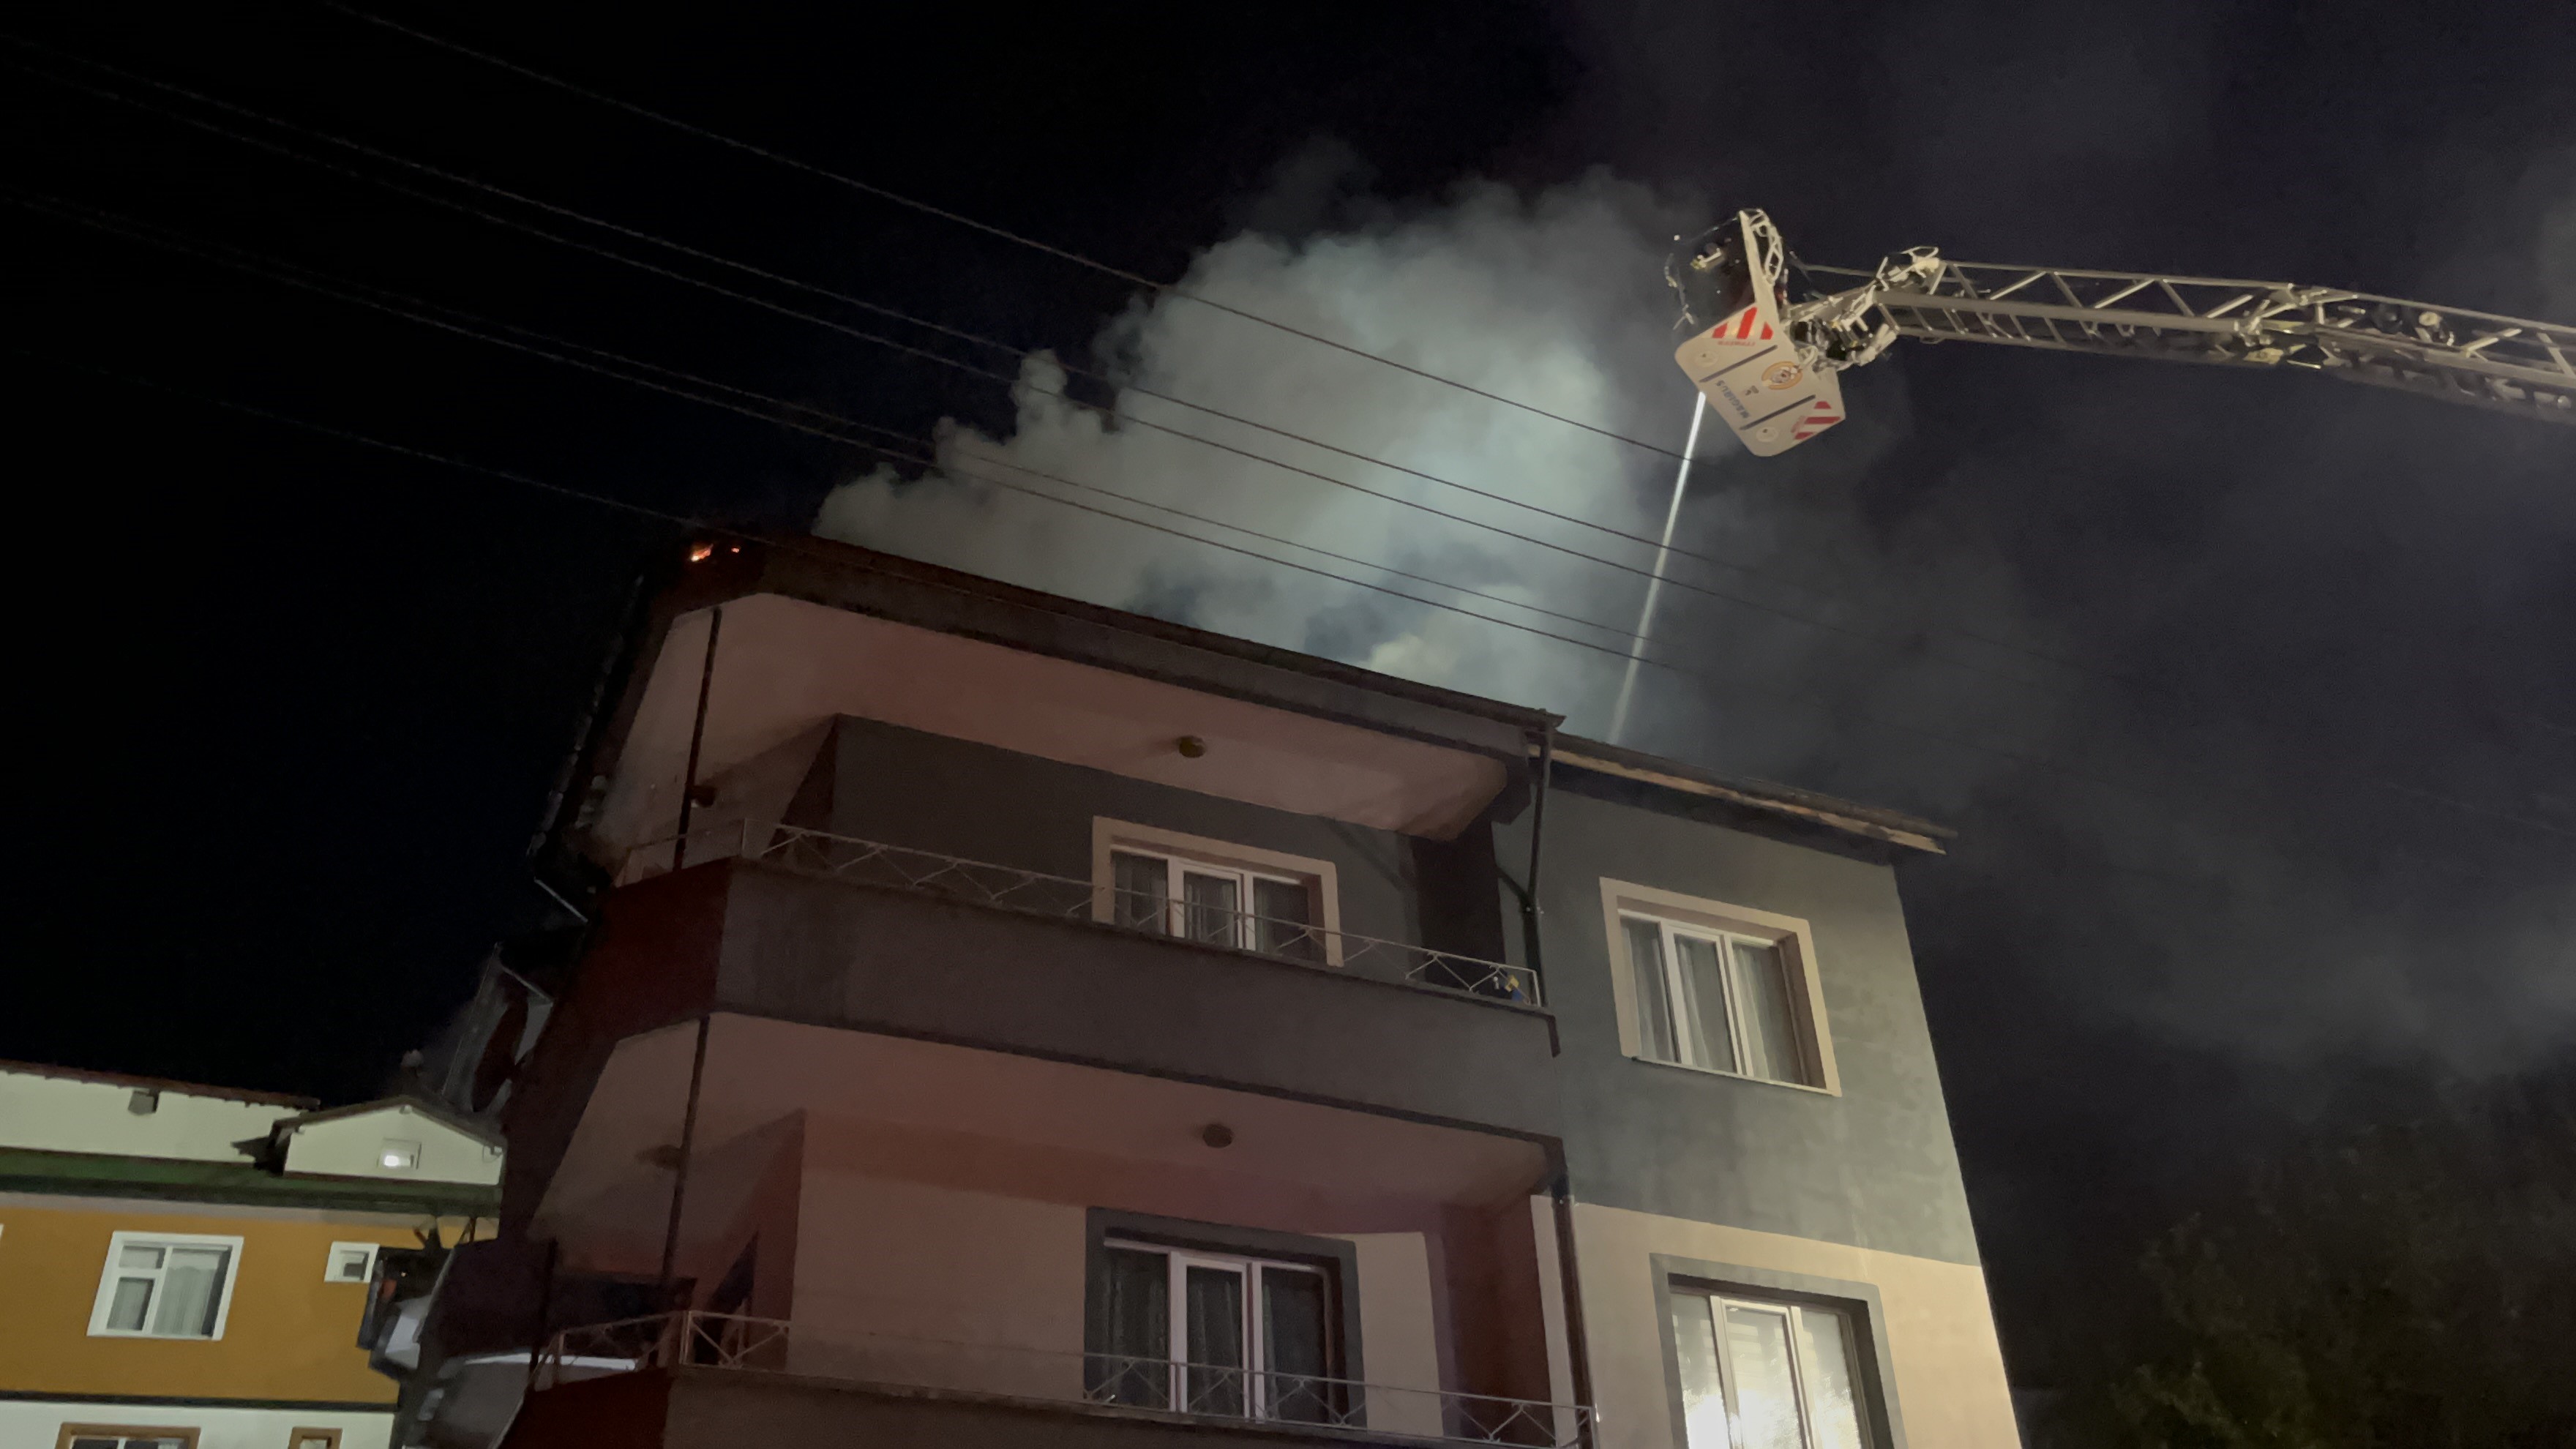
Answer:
670 605 724 872
656 1014 712 1300
1520 727 1554 1000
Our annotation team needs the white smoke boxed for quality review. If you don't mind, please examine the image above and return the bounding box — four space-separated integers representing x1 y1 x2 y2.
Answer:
809 168 2575 1072
815 173 2050 771
820 176 1753 733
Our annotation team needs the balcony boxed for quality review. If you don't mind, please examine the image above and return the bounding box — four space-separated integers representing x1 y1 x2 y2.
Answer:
523 1312 1592 1449
575 824 1561 1138
624 822 1540 1003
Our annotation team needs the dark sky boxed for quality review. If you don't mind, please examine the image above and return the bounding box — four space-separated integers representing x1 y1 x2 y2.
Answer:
8 0 2572 1390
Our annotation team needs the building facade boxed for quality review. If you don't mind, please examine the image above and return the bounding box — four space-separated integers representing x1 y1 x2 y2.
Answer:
0 1063 503 1449
416 536 2013 1449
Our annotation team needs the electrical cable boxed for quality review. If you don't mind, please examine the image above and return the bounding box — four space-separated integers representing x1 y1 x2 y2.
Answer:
27 42 2563 836
2 40 2116 707
316 0 1706 468
13 350 2505 889
0 187 1650 650
15 184 2568 847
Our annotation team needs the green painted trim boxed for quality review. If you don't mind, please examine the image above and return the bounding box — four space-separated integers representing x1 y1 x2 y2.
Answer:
0 1147 498 1216
0 1390 395 1411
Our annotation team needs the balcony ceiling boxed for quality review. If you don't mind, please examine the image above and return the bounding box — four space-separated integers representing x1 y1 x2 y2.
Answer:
592 594 1515 853
536 1014 1551 1270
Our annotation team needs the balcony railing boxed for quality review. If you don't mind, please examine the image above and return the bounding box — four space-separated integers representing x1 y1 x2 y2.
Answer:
620 821 1541 1006
538 1311 1592 1448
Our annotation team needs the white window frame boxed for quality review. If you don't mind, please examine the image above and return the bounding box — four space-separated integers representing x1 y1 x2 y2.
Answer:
86 1231 244 1341
1600 879 1840 1095
324 1241 381 1284
1104 1239 1334 1420
1670 1287 1873 1449
1091 819 1343 966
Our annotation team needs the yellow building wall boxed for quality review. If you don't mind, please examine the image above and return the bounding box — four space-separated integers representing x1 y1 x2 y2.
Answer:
0 1200 451 1404
1571 1202 2018 1449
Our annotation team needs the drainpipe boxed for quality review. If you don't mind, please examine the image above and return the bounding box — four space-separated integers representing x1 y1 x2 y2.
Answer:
671 606 724 872
1519 728 1554 999
1551 1172 1598 1449
656 1014 713 1301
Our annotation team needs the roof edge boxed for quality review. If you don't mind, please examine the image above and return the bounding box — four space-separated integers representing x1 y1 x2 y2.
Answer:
707 533 1566 737
270 1094 504 1148
0 1059 319 1109
1548 736 1954 855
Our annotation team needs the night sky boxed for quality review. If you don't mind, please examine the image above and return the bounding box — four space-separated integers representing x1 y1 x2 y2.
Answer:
8 0 2572 1393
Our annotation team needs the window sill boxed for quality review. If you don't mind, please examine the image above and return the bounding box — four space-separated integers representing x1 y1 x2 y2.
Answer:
87 1330 224 1341
1626 1052 1838 1098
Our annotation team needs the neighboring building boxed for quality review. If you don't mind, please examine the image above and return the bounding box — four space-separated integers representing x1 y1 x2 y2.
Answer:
0 1061 503 1449
411 535 2016 1448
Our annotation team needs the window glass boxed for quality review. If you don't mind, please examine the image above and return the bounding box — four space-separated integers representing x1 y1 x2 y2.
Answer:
1262 1266 1330 1421
1098 1247 1170 1407
1622 916 1677 1060
1671 1292 1729 1449
1730 940 1806 1084
154 1248 230 1337
1797 1308 1868 1449
106 1277 154 1332
1183 1265 1247 1415
1725 1303 1805 1449
1252 877 1318 962
1181 872 1242 947
1673 933 1737 1071
1112 852 1170 932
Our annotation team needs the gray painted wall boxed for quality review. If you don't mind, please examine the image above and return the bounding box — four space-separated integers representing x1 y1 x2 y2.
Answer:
1497 772 1982 1268
809 714 1508 959
708 863 1563 1138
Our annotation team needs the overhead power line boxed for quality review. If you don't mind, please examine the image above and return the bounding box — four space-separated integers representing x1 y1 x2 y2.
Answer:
15 353 2509 891
6 40 2119 709
318 0 1704 467
15 185 2567 849
27 40 2563 838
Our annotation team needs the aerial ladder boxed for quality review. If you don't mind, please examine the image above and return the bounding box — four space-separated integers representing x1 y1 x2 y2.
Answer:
1670 210 2576 456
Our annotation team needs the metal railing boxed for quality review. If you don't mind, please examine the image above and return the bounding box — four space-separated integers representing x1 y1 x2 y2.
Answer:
621 820 1541 1006
538 1311 1592 1448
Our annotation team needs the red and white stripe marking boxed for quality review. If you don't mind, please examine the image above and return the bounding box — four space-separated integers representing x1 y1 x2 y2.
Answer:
1708 306 1775 343
1791 399 1841 441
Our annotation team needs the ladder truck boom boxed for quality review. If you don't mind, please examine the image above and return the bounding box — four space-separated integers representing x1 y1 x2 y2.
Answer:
1671 210 2576 457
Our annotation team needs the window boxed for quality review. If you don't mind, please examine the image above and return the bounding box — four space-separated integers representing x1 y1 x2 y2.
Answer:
1670 1289 1871 1449
58 1426 197 1449
1093 820 1339 966
1601 880 1836 1092
1091 1241 1339 1423
87 1233 241 1341
378 1139 422 1171
287 1431 341 1449
1110 850 1322 960
1621 914 1813 1085
325 1242 380 1284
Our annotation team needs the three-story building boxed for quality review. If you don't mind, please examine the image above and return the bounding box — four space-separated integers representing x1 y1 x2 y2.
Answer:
419 536 2014 1449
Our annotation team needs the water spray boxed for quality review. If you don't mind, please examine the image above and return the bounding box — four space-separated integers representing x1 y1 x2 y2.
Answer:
1606 395 1707 745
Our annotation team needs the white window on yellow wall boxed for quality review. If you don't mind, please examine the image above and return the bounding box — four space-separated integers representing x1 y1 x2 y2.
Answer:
86 1232 242 1340
1670 1289 1871 1449
326 1241 381 1283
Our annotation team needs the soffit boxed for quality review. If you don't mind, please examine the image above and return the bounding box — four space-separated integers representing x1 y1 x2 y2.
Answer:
594 594 1513 850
